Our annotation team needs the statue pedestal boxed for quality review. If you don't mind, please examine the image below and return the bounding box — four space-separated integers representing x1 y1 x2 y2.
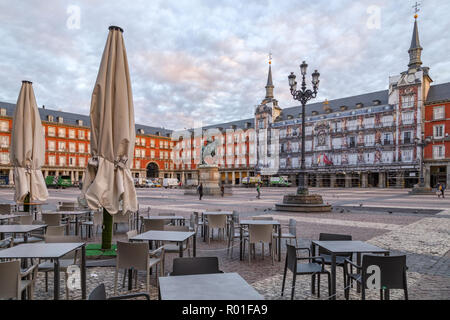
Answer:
184 165 231 196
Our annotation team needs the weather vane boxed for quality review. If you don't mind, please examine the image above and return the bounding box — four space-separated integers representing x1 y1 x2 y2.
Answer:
268 52 272 65
412 1 421 18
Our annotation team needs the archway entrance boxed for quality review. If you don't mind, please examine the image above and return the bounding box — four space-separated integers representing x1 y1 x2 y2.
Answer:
146 162 159 178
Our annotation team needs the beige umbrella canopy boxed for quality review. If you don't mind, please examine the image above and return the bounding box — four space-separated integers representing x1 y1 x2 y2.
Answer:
79 26 137 215
10 81 48 203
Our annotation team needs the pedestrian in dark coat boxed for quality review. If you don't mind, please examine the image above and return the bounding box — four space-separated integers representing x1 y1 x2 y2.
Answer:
198 183 203 200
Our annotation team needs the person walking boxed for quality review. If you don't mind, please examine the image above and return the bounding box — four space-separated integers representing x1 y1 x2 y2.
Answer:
439 183 445 198
256 183 261 199
198 183 203 200
436 183 442 198
220 184 225 197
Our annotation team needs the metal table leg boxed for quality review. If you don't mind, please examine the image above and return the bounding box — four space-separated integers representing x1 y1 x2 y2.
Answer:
193 234 197 257
81 245 86 299
331 254 336 300
54 259 60 300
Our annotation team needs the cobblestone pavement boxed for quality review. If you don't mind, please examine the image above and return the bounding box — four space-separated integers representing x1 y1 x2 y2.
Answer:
0 187 449 300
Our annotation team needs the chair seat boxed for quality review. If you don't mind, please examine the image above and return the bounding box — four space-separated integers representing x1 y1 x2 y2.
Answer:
38 259 75 271
149 257 162 268
296 263 325 274
315 254 349 266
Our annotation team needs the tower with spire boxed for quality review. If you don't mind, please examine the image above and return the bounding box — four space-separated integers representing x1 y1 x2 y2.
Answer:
408 15 423 71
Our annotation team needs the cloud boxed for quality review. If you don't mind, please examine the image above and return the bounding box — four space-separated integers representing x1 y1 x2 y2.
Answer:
0 0 449 129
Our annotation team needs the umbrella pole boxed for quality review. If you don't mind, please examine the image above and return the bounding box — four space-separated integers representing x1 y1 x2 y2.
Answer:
24 193 30 212
101 208 113 250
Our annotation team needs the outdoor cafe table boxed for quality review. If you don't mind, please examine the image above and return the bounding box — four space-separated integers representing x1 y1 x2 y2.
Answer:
311 240 390 300
0 242 86 300
44 211 90 236
159 272 264 300
130 230 196 257
239 220 282 262
0 224 47 242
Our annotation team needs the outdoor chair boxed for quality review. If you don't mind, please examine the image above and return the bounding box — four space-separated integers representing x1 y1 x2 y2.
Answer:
158 213 175 225
344 254 408 300
143 219 165 233
204 214 228 243
113 211 133 234
80 210 102 239
19 215 33 225
313 233 353 295
0 204 13 215
45 226 65 236
273 219 298 255
114 241 164 294
38 235 82 299
227 218 248 258
244 224 274 264
123 230 165 287
0 260 38 300
163 225 191 257
188 213 196 233
281 244 331 300
170 257 223 276
193 212 204 237
88 283 150 300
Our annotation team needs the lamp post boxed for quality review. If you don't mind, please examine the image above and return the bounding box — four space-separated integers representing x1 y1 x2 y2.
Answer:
414 135 431 186
288 61 320 195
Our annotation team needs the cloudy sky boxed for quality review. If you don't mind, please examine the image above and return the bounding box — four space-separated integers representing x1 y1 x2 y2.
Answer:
0 0 449 130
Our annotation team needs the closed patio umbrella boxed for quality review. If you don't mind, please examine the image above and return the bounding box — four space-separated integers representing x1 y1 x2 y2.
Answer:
10 80 48 204
79 26 138 249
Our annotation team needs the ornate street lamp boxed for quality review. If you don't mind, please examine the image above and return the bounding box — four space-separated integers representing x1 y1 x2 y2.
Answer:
414 135 431 186
288 61 320 195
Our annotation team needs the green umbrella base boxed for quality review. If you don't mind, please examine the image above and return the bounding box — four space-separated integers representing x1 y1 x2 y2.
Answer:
86 243 117 257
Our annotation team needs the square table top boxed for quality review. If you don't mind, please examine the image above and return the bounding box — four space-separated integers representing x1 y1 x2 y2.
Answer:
311 240 389 254
203 211 233 215
143 216 185 220
130 230 195 242
240 220 281 226
159 272 264 300
0 224 47 233
0 242 85 259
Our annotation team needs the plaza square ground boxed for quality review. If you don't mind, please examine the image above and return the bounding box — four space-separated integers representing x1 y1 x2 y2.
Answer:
0 186 449 300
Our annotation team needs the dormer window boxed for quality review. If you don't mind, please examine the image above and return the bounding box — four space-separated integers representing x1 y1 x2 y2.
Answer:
47 115 54 122
312 111 318 116
76 120 83 126
287 115 294 120
373 100 381 106
340 106 348 111
356 103 363 109
138 129 145 134
57 116 63 123
0 108 6 116
155 131 160 136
